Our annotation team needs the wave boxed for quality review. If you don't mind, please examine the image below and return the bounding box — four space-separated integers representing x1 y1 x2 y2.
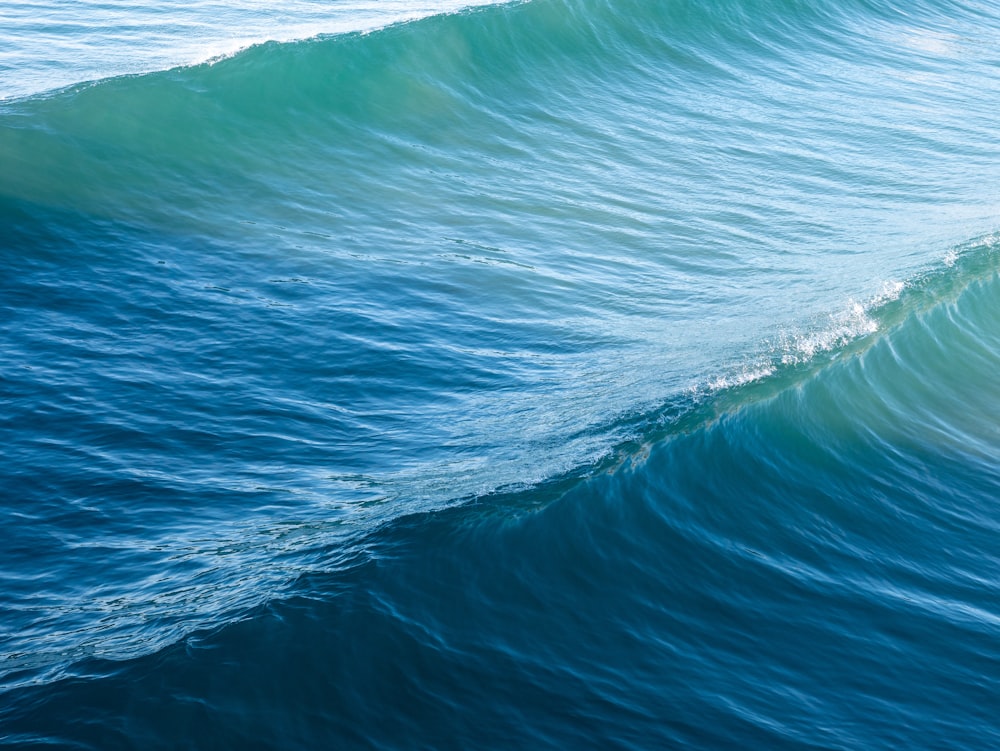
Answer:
3 230 999 695
4 233 1000 747
4 0 996 267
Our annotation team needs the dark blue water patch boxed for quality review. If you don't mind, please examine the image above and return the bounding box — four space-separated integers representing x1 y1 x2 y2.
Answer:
3 444 999 749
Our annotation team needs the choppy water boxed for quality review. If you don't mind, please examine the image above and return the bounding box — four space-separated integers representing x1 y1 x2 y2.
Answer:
3 0 1000 747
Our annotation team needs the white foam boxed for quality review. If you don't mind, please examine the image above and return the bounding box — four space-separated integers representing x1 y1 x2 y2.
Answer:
707 362 776 392
872 279 905 305
780 303 873 365
701 280 907 394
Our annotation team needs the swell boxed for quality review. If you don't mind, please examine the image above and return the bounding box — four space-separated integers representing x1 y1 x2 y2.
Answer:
4 237 1000 748
4 0 996 268
2 0 992 216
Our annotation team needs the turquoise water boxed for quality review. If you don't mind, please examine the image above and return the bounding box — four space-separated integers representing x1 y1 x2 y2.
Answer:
3 0 1000 747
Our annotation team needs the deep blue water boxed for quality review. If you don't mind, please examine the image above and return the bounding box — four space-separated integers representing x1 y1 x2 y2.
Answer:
3 0 1000 747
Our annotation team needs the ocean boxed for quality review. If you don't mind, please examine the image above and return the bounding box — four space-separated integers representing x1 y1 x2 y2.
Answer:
2 0 1000 747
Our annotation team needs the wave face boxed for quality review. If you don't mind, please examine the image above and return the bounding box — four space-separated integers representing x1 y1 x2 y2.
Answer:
3 0 1000 747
